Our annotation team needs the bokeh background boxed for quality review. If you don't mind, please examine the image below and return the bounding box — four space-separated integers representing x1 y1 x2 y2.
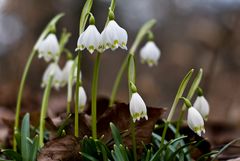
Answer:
0 0 240 149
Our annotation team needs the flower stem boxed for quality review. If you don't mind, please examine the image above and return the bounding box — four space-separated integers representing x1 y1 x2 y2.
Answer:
127 54 137 161
74 52 82 137
175 68 203 137
91 52 102 139
109 20 156 106
39 76 53 147
109 55 129 107
13 13 64 150
160 69 194 147
130 120 137 161
13 49 36 150
67 57 77 114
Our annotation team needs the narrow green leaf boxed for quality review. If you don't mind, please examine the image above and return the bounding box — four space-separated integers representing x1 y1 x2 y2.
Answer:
29 135 39 161
211 138 240 161
150 135 187 161
167 141 196 161
33 13 64 50
1 149 22 161
21 113 30 161
110 122 122 146
80 152 99 161
129 19 157 54
145 149 151 161
196 151 218 161
0 158 14 161
95 140 111 161
79 0 93 34
167 69 194 122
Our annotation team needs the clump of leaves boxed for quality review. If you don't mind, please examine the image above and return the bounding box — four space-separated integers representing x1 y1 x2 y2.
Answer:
0 113 39 161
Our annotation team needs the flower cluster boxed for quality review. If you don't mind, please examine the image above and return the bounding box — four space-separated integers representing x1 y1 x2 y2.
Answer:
76 18 128 53
186 90 210 136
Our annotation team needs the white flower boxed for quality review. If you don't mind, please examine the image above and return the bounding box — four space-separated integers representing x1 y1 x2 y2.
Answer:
41 63 62 90
193 96 209 121
101 20 128 51
187 107 205 136
78 86 87 112
61 60 83 87
77 25 101 54
140 41 161 67
62 60 74 86
36 33 60 62
129 92 148 122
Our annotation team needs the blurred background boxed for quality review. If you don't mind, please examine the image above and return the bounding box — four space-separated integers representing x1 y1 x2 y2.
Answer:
0 0 240 148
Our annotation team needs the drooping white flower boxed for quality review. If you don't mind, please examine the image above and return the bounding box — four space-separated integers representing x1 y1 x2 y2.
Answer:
140 41 161 67
77 25 101 54
41 63 62 90
193 96 209 121
187 107 205 136
61 60 74 86
78 86 87 112
36 33 60 62
101 20 128 51
129 92 148 122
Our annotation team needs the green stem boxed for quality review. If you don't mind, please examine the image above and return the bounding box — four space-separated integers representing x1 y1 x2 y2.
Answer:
39 76 53 147
175 68 203 137
109 55 129 107
67 58 78 114
127 54 137 161
109 20 156 106
13 49 36 150
160 69 194 147
13 13 64 150
67 101 71 115
130 120 137 161
91 52 102 139
74 52 82 137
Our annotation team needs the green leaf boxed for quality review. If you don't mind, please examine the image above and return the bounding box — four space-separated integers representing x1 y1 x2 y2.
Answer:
29 135 39 161
33 13 64 50
211 138 240 161
167 141 196 161
81 137 98 160
196 151 218 161
0 158 14 161
21 113 30 161
112 145 125 161
79 0 93 34
95 140 109 161
186 68 203 101
129 19 157 54
14 129 21 152
150 135 187 161
109 122 123 146
145 149 151 161
1 149 22 161
80 152 99 161
167 69 194 122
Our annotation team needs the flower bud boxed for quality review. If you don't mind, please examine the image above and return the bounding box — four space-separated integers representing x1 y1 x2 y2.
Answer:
140 41 161 67
129 92 148 122
193 96 209 121
187 107 205 136
78 86 87 112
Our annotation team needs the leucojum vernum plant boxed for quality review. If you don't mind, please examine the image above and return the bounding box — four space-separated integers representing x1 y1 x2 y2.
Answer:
0 0 239 161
